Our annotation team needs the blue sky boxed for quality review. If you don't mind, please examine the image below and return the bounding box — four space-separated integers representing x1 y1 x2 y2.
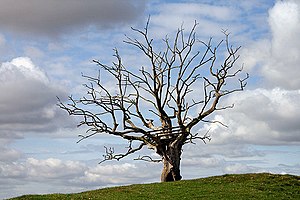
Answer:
1 0 300 199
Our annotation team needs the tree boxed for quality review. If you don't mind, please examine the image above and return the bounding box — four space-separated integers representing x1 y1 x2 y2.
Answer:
58 19 248 182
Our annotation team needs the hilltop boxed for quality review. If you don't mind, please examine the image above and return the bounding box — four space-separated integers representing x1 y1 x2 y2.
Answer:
10 173 300 200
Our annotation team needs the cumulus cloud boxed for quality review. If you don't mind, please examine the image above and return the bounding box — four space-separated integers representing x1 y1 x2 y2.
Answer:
0 0 146 36
71 162 158 186
0 157 159 199
26 158 86 179
0 157 85 198
0 57 70 137
241 0 300 89
204 88 300 145
0 57 48 83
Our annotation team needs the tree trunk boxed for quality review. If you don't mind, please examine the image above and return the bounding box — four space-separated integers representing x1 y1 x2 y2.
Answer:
160 145 182 182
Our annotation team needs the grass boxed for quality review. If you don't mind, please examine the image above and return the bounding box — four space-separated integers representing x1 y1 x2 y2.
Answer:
9 173 300 200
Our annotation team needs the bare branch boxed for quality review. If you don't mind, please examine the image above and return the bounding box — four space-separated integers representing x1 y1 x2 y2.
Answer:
134 155 162 163
185 128 211 144
99 142 146 164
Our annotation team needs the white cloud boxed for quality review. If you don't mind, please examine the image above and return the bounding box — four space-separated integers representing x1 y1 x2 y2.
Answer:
0 157 160 199
0 138 23 165
26 158 86 179
1 57 48 83
156 3 235 22
223 163 262 174
183 157 224 168
149 3 239 38
204 88 300 145
147 1 271 41
183 143 265 160
0 57 71 137
0 147 22 162
0 158 86 181
71 163 154 186
241 0 300 89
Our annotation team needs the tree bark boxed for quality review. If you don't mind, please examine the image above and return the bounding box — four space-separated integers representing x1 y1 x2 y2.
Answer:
160 144 182 182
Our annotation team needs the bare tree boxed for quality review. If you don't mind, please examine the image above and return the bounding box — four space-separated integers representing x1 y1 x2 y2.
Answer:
58 20 248 182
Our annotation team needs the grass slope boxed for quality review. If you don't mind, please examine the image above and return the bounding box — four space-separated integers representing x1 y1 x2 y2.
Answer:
10 173 300 200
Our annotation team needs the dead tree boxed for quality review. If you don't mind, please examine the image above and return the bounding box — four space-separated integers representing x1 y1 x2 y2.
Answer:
58 20 248 182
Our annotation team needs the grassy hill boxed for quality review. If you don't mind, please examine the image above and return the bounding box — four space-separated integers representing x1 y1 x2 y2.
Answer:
9 173 300 200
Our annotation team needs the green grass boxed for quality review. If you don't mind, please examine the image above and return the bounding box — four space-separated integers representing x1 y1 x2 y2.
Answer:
9 173 300 200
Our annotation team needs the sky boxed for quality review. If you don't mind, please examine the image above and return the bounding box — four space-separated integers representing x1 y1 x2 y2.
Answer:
0 0 300 198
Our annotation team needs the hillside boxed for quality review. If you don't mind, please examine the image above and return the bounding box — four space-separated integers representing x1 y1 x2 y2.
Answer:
9 173 300 200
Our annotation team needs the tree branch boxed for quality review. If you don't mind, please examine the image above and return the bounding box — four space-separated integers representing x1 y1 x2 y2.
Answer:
99 142 146 164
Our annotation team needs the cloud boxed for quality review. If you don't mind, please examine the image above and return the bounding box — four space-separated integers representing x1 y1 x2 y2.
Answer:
183 143 265 160
71 162 158 186
0 138 23 164
0 57 71 137
26 158 86 179
147 1 272 40
23 46 45 59
0 34 5 46
157 3 235 22
1 57 48 83
223 163 262 174
204 88 300 145
221 162 300 175
241 0 300 89
0 34 10 62
278 163 300 175
0 157 160 199
149 2 238 38
0 158 86 182
0 0 146 37
183 157 224 168
15 160 114 182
